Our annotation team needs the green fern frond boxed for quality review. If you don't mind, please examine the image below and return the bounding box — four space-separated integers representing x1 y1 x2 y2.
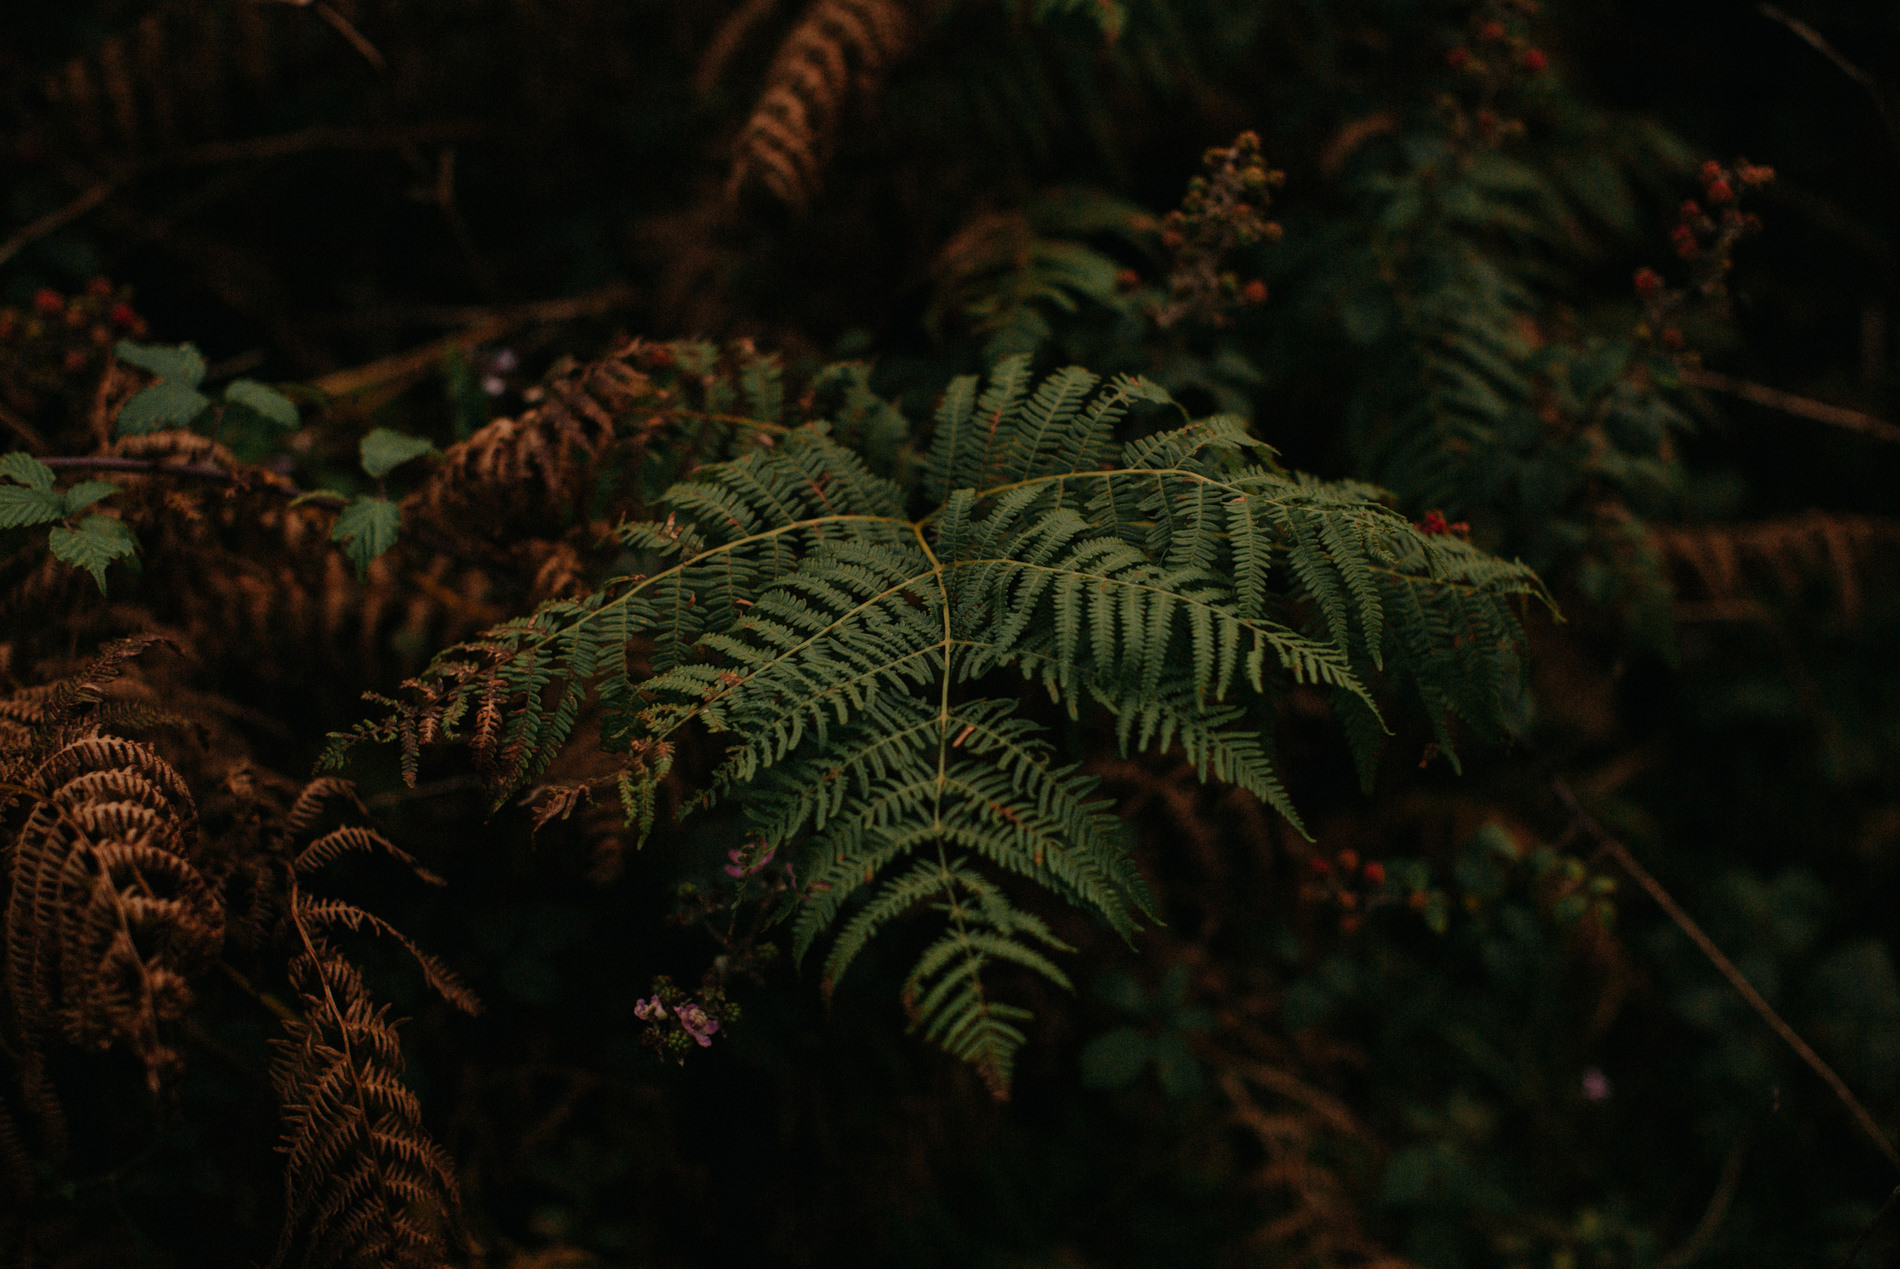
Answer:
344 358 1549 1091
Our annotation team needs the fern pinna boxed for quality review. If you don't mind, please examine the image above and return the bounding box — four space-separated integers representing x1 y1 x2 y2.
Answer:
334 356 1547 1093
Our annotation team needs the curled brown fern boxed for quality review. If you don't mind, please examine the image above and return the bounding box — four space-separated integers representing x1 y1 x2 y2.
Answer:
727 0 912 209
0 719 223 1163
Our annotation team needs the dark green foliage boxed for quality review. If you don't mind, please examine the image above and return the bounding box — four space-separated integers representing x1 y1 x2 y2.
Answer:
336 356 1543 1089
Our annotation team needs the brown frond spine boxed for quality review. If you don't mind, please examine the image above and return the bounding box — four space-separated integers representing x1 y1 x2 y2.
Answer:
727 0 912 210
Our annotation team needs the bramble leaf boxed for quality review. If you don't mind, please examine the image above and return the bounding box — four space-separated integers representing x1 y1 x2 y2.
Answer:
118 382 212 436
331 496 401 578
223 379 301 429
48 515 138 592
359 429 437 479
114 340 206 387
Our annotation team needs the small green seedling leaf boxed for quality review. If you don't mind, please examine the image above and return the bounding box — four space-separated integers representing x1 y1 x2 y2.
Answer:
114 340 206 387
48 515 137 592
359 428 438 479
223 379 300 429
118 382 212 436
331 495 401 578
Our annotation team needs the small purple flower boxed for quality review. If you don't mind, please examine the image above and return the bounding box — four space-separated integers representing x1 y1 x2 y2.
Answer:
723 840 776 879
674 1000 720 1047
1581 1068 1611 1102
490 348 519 373
481 373 508 396
633 995 665 1021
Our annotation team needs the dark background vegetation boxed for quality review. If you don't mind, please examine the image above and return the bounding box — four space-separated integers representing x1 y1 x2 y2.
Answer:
3 1 1899 1266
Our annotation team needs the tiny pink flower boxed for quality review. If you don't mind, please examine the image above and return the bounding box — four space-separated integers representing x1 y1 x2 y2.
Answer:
674 1001 720 1046
1581 1068 1611 1101
634 996 666 1021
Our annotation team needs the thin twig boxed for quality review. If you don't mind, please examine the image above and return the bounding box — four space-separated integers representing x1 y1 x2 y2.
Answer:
1551 777 1900 1173
38 455 348 505
1680 367 1900 444
0 122 491 270
1658 1135 1749 1268
308 282 636 399
1838 1184 1900 1268
1758 5 1900 164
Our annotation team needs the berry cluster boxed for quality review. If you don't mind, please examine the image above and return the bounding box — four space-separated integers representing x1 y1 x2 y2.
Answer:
1418 509 1471 537
1 279 150 421
1305 848 1389 935
1634 158 1773 354
1440 2 1550 147
1149 130 1283 329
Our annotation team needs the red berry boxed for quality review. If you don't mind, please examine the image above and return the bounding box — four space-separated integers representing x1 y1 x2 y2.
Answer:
1420 510 1450 535
32 288 63 315
1705 178 1733 204
1671 225 1699 259
1241 279 1269 304
1479 21 1506 41
108 302 139 328
0 311 16 341
1161 229 1185 250
62 348 88 373
1310 857 1332 876
1337 849 1361 872
1679 199 1701 220
1363 862 1386 886
1521 48 1549 73
1446 47 1471 69
1633 267 1662 299
1701 160 1724 183
1115 267 1141 290
1476 109 1498 136
86 276 113 298
1661 327 1685 350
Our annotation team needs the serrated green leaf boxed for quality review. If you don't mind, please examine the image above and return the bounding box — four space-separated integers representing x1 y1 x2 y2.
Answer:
222 379 300 429
47 515 137 592
359 428 438 479
330 495 401 578
118 382 212 436
1080 1026 1150 1089
0 452 54 492
60 480 118 515
0 485 65 528
114 340 206 387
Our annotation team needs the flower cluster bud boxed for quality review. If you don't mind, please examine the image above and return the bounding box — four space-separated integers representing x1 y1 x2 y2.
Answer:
633 975 738 1062
1150 131 1283 329
1418 509 1471 537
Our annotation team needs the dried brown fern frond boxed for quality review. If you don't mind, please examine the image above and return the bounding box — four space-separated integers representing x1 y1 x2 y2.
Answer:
0 723 223 1170
1207 973 1415 1269
1656 512 1900 623
727 0 912 209
408 346 657 544
271 911 462 1269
